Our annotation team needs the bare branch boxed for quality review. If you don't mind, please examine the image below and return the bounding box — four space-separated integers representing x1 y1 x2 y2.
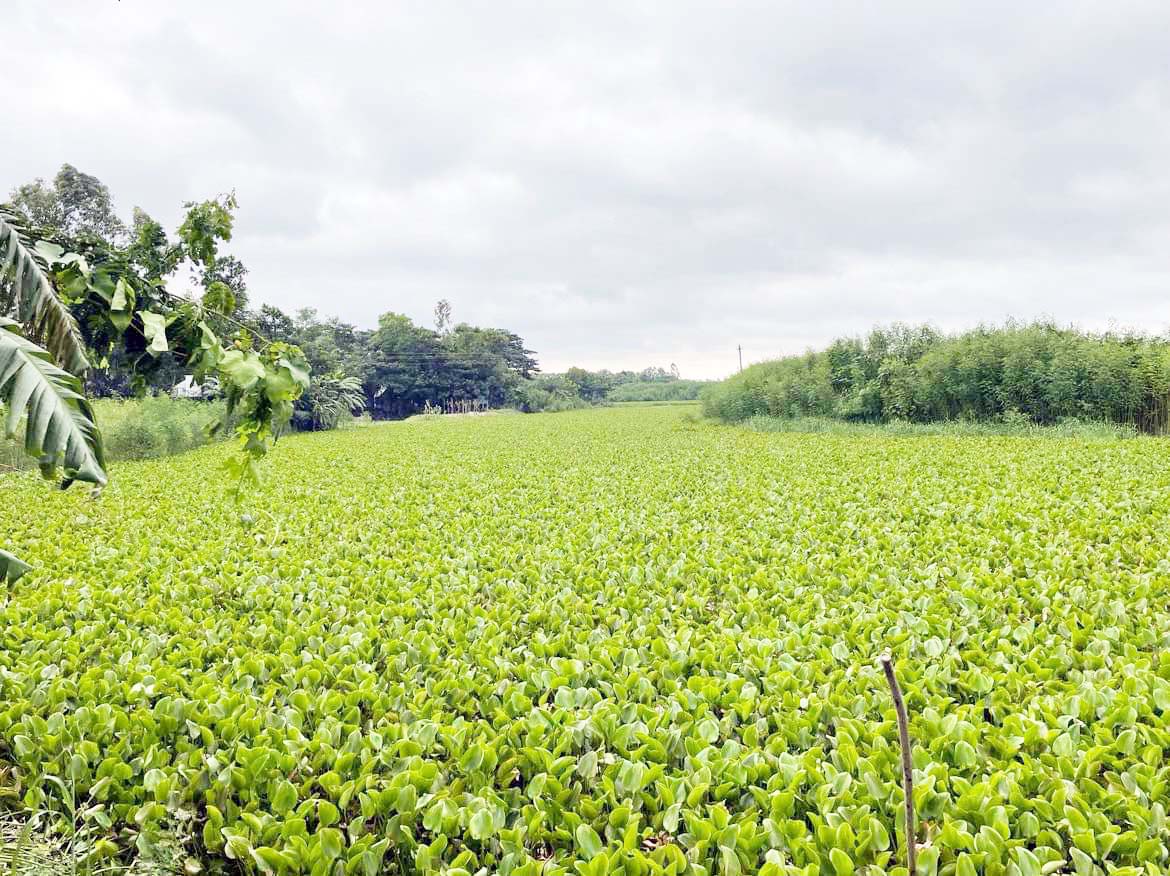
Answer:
881 653 916 876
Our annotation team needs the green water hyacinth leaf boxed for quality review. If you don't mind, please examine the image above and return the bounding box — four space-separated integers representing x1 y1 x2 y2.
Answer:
316 800 339 828
953 739 978 767
469 808 494 840
271 779 297 814
575 824 603 859
1013 846 1042 876
316 828 343 862
829 847 854 876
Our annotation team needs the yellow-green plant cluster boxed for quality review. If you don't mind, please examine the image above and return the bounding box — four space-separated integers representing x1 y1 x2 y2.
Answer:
2 406 1168 876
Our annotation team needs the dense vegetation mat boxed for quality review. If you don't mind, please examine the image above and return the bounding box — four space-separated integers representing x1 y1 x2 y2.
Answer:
2 406 1169 875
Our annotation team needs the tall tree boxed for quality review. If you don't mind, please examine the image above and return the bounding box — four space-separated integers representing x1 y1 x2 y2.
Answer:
202 254 249 314
434 298 452 334
9 163 128 243
365 312 444 418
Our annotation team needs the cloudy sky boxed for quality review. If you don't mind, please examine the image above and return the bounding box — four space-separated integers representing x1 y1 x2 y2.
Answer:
5 2 1170 377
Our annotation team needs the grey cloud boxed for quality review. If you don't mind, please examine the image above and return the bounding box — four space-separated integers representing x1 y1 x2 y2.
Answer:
4 0 1170 377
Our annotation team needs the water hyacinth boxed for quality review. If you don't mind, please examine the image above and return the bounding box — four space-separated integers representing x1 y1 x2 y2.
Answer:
2 405 1168 876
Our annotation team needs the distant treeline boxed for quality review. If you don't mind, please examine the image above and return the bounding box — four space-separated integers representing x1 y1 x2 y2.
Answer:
703 322 1170 433
5 164 549 425
103 298 698 419
256 307 540 420
517 367 709 412
181 304 703 419
93 301 541 423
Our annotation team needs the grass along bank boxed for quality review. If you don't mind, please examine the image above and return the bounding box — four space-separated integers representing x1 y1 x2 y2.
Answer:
738 413 1140 439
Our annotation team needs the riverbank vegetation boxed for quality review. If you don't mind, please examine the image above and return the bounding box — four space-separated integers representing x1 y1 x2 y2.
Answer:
703 321 1170 433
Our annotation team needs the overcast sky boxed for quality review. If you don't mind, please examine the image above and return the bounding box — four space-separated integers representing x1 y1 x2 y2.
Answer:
5 2 1170 377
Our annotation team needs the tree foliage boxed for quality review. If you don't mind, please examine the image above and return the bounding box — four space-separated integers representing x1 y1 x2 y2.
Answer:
7 163 127 243
704 321 1170 432
0 177 311 580
255 306 539 421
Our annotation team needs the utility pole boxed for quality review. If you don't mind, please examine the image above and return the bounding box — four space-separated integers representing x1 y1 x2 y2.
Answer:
737 344 743 373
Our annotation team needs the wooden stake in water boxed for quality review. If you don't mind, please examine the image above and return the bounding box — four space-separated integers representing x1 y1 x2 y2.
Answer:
881 653 916 876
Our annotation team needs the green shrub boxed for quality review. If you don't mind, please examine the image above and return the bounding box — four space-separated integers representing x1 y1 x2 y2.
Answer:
704 321 1170 432
607 379 710 402
97 397 226 460
514 377 591 412
0 397 225 473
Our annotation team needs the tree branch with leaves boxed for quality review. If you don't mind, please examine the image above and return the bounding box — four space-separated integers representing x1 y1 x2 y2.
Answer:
0 195 310 583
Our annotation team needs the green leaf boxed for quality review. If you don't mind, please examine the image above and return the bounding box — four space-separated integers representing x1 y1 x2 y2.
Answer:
1069 848 1094 876
953 740 978 767
1013 847 1041 876
317 800 339 828
0 318 106 486
33 240 65 264
109 278 134 333
361 846 387 876
251 846 289 875
111 277 130 311
218 349 266 390
142 768 166 793
830 847 853 876
575 823 603 860
469 808 494 840
138 310 169 354
0 208 90 377
697 717 719 742
278 355 310 391
264 367 298 404
272 779 298 815
202 281 236 315
916 844 940 876
317 827 343 862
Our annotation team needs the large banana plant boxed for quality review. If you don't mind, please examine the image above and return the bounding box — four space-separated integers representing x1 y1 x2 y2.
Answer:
0 209 90 378
294 373 366 431
1 210 105 583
